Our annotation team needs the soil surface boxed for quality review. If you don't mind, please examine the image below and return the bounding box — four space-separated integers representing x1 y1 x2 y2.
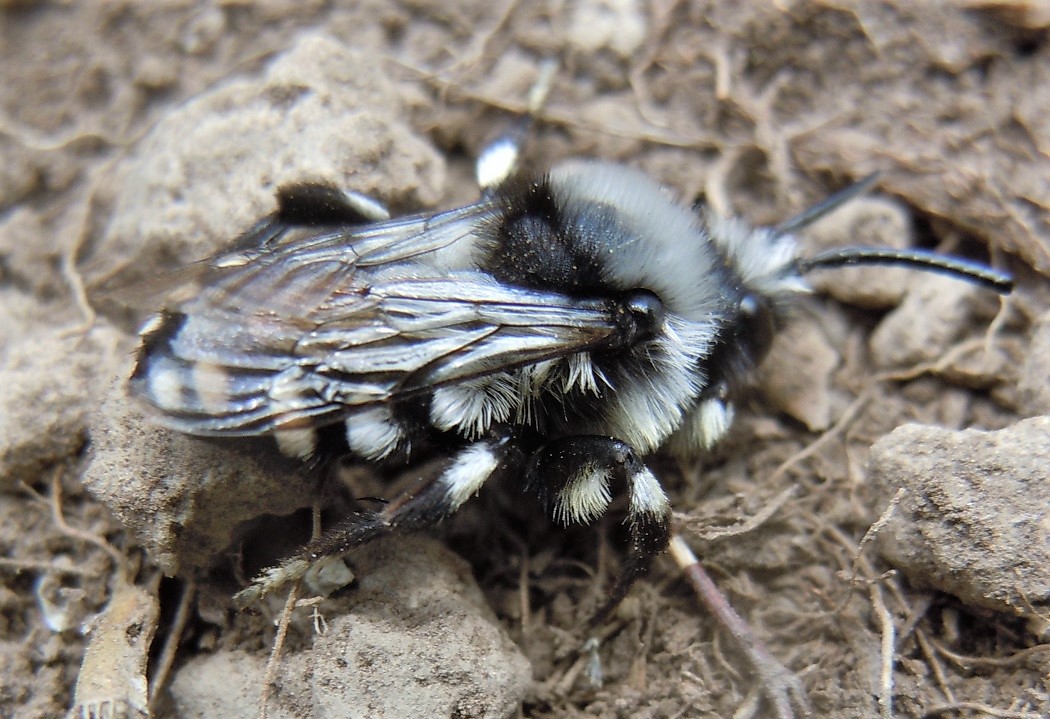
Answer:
2 2 1049 719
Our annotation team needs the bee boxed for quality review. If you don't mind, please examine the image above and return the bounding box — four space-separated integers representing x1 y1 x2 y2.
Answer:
127 98 1012 621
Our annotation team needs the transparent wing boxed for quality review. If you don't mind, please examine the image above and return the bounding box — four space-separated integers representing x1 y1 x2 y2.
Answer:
130 204 622 436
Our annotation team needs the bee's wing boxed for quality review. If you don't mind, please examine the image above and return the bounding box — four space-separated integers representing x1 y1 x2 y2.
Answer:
100 201 486 313
130 205 621 436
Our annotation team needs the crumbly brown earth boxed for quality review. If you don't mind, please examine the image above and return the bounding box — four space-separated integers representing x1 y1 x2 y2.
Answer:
2 2 1049 718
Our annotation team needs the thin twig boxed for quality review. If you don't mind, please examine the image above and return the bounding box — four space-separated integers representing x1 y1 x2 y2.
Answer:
258 499 323 719
769 389 872 484
519 550 531 638
36 470 125 571
922 701 1044 719
679 486 797 543
915 629 955 704
553 650 592 696
389 58 721 150
843 489 905 594
895 594 934 650
932 639 1050 670
0 557 97 577
149 580 196 707
258 582 302 719
60 186 100 333
668 535 811 719
870 582 896 719
441 0 519 76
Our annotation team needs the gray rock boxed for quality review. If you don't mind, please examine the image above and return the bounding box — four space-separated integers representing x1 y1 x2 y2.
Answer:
869 273 996 369
757 319 840 432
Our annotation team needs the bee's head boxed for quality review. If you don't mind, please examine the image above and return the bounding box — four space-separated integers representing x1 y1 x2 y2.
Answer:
701 174 1013 388
712 172 1012 307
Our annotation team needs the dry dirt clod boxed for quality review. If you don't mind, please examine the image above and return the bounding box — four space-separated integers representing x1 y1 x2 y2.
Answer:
83 33 446 291
802 195 914 310
166 537 531 719
869 273 994 369
869 416 1050 629
757 319 840 432
0 324 124 492
83 375 312 578
1017 309 1050 416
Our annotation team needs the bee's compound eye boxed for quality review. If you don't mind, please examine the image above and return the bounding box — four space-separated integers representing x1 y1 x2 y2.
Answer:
737 292 777 363
618 289 665 345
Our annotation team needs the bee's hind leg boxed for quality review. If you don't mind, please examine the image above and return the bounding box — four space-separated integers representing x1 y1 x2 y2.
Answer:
227 182 391 255
233 435 516 608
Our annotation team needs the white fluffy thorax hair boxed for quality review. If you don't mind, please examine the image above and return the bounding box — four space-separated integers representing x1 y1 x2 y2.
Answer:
547 161 733 322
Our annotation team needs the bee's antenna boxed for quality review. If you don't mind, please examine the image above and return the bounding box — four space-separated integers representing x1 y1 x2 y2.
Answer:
778 172 1012 294
797 247 1013 294
773 172 881 236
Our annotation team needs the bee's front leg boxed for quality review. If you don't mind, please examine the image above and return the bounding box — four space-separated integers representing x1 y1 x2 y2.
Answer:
523 435 672 625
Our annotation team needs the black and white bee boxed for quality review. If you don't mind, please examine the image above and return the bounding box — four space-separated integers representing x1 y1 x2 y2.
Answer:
127 89 1012 622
